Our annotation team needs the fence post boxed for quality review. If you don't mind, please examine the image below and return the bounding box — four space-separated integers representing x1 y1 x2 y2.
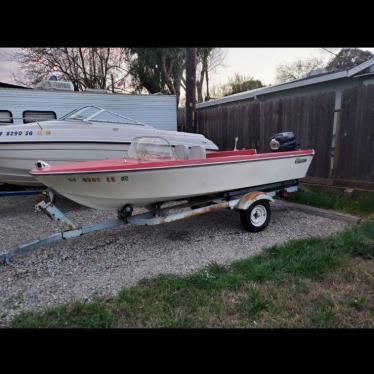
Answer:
330 110 342 181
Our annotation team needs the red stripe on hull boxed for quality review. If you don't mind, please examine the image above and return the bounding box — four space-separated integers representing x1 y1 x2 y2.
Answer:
31 149 315 175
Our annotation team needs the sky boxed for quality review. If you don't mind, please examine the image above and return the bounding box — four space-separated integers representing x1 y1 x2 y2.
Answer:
210 48 333 86
0 48 20 83
1 47 374 88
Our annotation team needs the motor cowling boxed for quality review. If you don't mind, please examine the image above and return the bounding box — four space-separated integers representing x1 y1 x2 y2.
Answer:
270 132 298 152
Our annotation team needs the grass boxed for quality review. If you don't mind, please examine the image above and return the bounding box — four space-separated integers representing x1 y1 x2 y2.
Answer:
348 297 368 312
11 218 374 328
287 184 374 216
241 287 269 318
12 299 116 328
308 296 336 328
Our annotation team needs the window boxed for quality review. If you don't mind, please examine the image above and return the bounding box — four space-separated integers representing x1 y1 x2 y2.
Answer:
23 111 57 124
60 106 144 125
90 110 141 124
0 110 13 124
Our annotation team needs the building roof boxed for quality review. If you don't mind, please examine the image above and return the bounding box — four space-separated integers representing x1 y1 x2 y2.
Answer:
197 57 374 109
0 81 31 89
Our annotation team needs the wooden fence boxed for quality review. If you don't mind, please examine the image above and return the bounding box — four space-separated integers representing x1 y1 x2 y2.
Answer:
177 108 185 131
189 86 374 190
333 85 374 189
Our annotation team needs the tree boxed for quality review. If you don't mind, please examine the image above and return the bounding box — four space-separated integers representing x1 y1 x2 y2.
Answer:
15 48 130 91
126 48 185 105
276 57 325 83
209 83 226 100
326 48 373 72
196 48 213 103
223 73 265 96
194 48 227 102
125 48 226 106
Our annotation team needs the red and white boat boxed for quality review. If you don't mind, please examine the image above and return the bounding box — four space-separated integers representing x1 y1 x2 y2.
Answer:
30 136 315 211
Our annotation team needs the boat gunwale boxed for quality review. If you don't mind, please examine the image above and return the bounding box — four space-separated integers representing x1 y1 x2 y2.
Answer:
30 150 315 176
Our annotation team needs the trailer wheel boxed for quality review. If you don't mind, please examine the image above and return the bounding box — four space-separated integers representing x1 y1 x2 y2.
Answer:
240 200 271 232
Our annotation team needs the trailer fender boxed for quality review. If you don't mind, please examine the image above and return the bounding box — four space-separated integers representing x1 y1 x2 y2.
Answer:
235 191 273 211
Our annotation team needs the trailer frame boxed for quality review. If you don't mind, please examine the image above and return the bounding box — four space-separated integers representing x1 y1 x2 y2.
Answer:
0 180 298 265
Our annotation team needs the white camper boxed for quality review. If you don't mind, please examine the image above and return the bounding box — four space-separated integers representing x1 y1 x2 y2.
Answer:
0 80 177 131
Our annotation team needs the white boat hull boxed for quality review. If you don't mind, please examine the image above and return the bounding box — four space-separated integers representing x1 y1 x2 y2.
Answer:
34 153 314 210
0 142 132 186
0 118 218 186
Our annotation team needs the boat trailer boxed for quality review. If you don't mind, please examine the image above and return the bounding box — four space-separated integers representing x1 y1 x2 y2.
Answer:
0 181 298 265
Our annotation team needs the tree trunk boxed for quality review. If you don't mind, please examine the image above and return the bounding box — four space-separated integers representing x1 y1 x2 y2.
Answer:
158 49 180 105
204 61 210 101
203 56 210 101
185 48 196 131
159 49 177 95
196 68 204 103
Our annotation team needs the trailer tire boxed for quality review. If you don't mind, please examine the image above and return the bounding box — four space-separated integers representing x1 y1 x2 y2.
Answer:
240 200 271 232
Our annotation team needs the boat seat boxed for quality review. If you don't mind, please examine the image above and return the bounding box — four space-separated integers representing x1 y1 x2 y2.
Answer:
188 145 206 160
174 144 189 160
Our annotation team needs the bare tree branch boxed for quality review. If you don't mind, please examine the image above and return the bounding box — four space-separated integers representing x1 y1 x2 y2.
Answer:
15 48 131 92
276 57 326 83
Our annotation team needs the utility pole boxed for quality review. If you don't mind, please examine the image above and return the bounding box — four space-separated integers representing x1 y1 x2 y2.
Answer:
185 48 197 132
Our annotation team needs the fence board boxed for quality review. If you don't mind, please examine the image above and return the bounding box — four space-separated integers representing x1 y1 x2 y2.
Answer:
335 85 374 183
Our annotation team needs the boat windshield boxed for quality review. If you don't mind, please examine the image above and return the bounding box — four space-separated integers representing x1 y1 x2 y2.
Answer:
127 137 175 161
60 106 147 126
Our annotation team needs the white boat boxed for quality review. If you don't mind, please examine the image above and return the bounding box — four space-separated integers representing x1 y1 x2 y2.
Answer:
0 106 218 186
31 136 315 210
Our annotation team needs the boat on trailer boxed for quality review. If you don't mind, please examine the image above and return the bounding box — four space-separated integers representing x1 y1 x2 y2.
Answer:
1 133 314 264
31 135 314 211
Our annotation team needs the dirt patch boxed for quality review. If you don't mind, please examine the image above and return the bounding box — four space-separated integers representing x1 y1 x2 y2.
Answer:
240 258 374 328
168 258 374 328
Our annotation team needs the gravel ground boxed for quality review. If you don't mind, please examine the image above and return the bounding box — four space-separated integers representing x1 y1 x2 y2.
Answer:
0 195 350 326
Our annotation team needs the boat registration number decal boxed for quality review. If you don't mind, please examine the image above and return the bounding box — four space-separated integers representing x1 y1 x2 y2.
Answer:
82 177 102 183
295 158 307 164
0 130 33 136
0 130 52 137
67 176 128 183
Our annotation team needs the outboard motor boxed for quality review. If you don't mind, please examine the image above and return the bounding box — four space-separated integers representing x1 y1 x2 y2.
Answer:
270 132 298 152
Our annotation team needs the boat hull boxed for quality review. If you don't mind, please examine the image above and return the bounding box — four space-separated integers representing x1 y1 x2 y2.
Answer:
33 152 314 210
0 142 131 186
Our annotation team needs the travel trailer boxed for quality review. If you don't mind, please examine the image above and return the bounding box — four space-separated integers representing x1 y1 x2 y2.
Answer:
0 78 177 131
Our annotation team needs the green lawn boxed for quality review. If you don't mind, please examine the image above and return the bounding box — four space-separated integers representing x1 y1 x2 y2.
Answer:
288 184 374 217
12 218 374 328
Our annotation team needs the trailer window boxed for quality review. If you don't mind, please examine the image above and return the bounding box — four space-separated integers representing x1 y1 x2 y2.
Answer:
0 110 13 124
23 111 57 124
